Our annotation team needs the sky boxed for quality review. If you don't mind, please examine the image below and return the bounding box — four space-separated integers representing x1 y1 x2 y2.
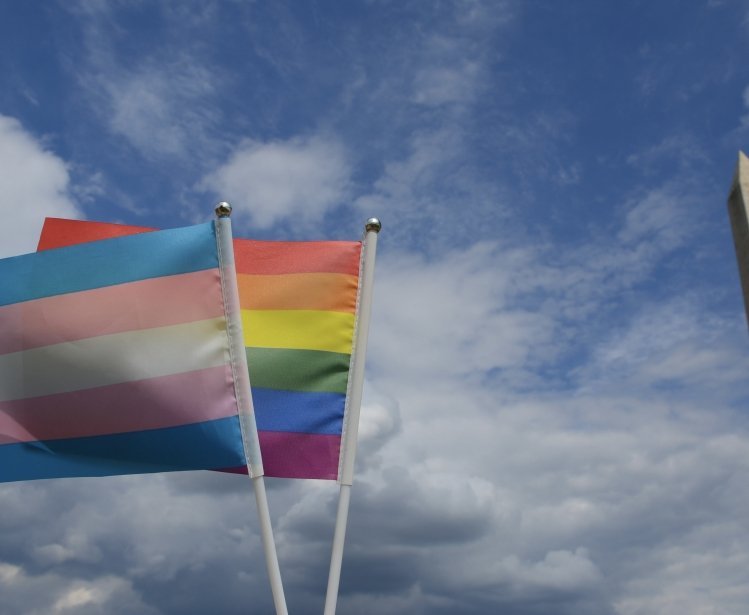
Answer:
1 1 749 614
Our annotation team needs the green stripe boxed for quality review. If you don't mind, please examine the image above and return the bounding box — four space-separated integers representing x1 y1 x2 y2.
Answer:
245 347 350 394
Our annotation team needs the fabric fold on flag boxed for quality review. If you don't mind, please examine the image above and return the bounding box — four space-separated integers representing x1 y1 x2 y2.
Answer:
38 218 363 480
1 222 257 482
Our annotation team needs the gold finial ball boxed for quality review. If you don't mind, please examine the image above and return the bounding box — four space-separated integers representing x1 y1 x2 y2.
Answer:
365 217 382 233
215 201 233 218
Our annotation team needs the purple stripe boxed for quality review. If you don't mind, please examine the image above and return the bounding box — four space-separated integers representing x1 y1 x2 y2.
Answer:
0 365 236 444
220 431 341 479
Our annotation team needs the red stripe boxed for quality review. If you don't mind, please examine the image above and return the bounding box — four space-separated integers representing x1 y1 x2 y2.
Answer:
37 218 152 251
0 269 224 354
0 366 236 444
221 431 340 479
233 239 361 276
38 218 362 276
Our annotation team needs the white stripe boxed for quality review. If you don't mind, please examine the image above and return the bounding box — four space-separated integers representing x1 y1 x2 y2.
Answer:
0 317 229 401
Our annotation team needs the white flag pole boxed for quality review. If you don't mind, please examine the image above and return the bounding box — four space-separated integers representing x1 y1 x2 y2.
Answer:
323 217 381 615
252 474 287 615
215 203 288 615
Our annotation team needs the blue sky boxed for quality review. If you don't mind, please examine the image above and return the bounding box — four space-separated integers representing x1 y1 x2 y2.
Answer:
1 1 749 614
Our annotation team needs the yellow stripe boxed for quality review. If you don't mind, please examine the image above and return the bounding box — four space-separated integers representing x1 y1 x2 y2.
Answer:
242 309 355 354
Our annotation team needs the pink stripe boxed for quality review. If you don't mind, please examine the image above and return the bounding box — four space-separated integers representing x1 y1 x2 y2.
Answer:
0 269 223 354
0 365 236 444
220 431 341 479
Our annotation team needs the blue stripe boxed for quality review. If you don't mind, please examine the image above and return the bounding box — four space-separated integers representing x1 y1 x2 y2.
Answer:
252 387 345 435
0 222 218 306
0 416 245 483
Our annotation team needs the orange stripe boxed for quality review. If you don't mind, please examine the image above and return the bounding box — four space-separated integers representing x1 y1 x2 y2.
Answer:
237 273 358 312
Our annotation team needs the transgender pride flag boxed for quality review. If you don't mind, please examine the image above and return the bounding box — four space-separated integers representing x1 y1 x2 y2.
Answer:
38 218 362 480
0 222 260 482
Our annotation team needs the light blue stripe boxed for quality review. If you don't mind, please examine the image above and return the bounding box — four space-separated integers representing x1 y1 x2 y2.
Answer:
0 222 218 306
0 416 245 483
252 387 345 435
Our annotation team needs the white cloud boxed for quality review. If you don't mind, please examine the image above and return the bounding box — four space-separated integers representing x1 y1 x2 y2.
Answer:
0 115 82 258
0 558 158 615
100 62 221 160
405 4 508 109
354 126 510 250
0 473 285 614
70 3 225 163
583 296 749 394
341 369 749 613
411 62 481 107
625 134 709 175
618 184 690 248
201 135 351 229
0 562 21 583
337 181 749 613
369 242 554 384
502 548 603 591
52 577 145 614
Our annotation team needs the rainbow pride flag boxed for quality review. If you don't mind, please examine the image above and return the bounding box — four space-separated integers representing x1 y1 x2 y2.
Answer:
38 219 362 480
1 222 256 482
